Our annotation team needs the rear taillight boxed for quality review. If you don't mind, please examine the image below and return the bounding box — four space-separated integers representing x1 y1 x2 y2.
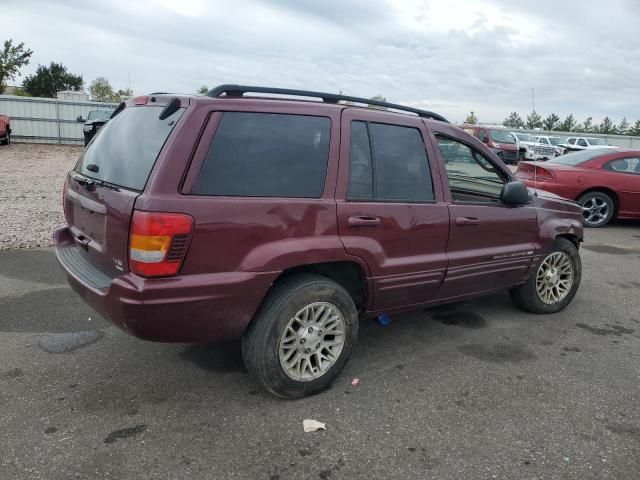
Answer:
534 165 556 181
129 210 193 277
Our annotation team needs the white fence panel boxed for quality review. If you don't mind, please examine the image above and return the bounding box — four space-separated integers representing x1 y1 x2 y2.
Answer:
0 95 118 144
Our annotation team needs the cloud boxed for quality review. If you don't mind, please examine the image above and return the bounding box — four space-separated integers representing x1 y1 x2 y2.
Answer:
5 0 639 123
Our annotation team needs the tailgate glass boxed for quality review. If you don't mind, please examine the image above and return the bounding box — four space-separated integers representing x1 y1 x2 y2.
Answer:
75 106 184 190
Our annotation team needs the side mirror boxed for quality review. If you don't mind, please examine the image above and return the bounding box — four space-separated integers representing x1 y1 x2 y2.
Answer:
481 137 489 144
77 116 84 122
500 181 530 205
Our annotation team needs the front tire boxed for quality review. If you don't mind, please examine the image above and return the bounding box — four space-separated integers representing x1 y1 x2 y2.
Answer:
242 274 358 398
510 238 581 314
578 191 614 227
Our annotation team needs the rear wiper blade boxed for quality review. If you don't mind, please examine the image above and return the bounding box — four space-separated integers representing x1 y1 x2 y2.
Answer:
93 179 120 191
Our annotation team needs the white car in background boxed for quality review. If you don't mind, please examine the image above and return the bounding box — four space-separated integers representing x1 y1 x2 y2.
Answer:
511 132 556 161
536 135 567 156
563 137 617 152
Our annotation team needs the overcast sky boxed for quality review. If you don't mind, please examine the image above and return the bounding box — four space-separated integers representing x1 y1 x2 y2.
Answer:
6 0 640 123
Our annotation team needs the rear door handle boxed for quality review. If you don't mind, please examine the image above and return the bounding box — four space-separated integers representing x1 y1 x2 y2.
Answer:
455 216 480 226
348 216 381 227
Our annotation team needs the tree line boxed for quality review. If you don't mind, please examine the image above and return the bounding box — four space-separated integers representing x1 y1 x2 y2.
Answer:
465 110 640 136
0 39 131 102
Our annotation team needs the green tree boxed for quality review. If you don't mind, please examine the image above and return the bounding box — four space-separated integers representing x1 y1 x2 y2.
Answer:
597 116 615 134
368 95 387 110
0 39 33 93
542 113 560 131
464 111 478 124
558 114 577 132
577 116 594 133
89 77 132 102
114 88 133 102
503 112 525 128
23 62 83 98
617 117 630 136
526 110 542 129
89 76 114 102
197 85 208 95
630 120 640 136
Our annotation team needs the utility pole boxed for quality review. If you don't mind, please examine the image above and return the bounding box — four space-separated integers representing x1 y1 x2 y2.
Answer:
531 87 535 112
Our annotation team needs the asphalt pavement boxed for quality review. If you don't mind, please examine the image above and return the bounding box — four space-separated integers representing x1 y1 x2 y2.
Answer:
1 224 639 479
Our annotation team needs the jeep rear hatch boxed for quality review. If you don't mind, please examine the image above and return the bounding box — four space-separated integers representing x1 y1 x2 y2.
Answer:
64 103 184 275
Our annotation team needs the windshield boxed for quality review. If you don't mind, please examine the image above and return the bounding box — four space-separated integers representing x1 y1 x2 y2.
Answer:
87 110 113 121
76 106 184 190
516 134 534 142
489 129 516 144
546 149 607 166
587 138 608 145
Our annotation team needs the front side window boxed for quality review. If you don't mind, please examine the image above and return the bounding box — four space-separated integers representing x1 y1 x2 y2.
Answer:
195 112 330 197
568 138 576 145
347 121 434 202
436 136 507 202
577 139 588 147
478 130 488 143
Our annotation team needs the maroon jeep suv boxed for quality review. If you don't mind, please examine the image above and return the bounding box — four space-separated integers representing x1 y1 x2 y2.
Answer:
55 85 584 398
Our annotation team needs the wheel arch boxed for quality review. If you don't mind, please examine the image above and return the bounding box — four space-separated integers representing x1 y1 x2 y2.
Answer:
271 261 370 310
577 187 619 216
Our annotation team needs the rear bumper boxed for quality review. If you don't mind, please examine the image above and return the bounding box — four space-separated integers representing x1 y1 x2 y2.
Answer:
54 226 278 343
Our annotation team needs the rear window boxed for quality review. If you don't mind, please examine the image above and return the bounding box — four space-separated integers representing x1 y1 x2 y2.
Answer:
547 149 608 166
195 112 330 198
76 106 184 190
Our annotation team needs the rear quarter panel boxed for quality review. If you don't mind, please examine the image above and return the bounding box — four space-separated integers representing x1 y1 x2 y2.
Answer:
138 100 367 276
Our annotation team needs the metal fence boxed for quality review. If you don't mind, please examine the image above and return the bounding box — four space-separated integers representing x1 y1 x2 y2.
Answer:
0 94 117 145
472 125 640 149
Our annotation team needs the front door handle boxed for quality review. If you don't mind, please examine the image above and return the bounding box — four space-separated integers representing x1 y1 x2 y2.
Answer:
455 216 480 226
348 216 381 227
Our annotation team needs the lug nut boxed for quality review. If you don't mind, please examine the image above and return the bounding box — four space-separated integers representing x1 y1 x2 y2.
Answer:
305 348 311 354
316 343 320 348
308 327 314 333
300 338 306 344
318 330 323 335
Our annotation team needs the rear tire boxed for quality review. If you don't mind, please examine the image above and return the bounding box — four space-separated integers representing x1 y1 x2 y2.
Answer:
1 132 8 145
578 191 614 227
242 274 358 398
510 238 581 314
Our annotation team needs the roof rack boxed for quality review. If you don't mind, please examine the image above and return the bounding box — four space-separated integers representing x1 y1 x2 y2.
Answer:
206 84 449 123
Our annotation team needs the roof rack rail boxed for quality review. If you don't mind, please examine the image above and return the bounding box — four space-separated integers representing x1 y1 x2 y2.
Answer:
206 84 449 123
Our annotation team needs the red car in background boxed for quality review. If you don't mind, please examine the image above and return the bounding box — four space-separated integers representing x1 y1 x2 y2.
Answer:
516 149 640 227
0 115 10 145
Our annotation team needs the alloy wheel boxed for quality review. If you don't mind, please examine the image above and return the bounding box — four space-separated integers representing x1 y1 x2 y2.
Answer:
278 302 345 382
582 196 609 226
536 252 574 305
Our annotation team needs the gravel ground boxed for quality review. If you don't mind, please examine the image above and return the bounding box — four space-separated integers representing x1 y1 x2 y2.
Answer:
0 144 82 250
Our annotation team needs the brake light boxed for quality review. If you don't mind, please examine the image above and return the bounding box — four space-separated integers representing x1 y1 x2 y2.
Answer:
129 211 193 277
534 165 556 181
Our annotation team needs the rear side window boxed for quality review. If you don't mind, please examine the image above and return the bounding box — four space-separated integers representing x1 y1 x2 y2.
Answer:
76 106 184 190
195 112 330 198
347 121 434 202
